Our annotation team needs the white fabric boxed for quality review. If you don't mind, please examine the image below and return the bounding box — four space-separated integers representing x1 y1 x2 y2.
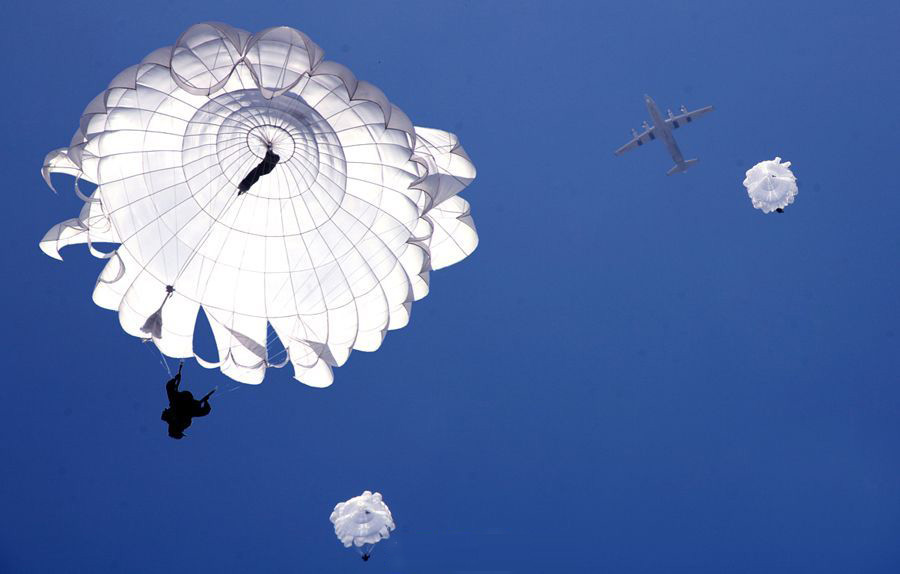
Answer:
330 491 395 548
40 22 478 386
743 157 798 213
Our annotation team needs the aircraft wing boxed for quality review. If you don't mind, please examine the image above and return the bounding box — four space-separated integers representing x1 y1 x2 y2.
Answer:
665 105 714 129
614 126 656 156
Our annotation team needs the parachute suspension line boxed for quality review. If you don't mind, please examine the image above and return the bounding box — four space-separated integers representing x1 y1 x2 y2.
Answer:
265 326 289 364
267 348 288 363
156 189 242 327
158 347 173 377
171 189 242 286
137 187 241 344
357 543 376 561
248 129 269 149
261 318 296 367
206 383 245 403
142 338 172 377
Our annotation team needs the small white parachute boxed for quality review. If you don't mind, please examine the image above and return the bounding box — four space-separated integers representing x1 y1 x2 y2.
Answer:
330 491 395 560
743 157 798 213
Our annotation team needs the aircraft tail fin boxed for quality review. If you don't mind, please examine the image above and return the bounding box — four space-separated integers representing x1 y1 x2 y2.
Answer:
666 158 699 175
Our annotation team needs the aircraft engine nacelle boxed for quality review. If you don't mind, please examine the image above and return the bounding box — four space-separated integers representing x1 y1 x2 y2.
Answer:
641 120 651 130
667 109 674 118
680 104 688 113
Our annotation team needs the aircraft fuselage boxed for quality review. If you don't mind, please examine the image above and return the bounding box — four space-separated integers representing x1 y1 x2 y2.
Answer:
644 95 684 165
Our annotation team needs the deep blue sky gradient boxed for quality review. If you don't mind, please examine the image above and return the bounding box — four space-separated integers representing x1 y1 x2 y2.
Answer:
1 1 899 572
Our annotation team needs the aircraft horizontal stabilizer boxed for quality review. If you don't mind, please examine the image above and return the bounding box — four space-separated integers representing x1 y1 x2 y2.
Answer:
666 158 699 176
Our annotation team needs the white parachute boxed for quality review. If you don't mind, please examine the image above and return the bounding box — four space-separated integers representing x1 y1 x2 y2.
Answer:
743 157 797 213
40 22 478 386
330 491 395 560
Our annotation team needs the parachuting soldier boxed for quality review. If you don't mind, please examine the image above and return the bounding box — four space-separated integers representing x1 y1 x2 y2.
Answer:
160 362 214 439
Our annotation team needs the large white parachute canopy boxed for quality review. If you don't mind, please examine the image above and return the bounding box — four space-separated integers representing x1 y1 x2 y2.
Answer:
40 22 478 386
743 157 797 213
330 491 395 559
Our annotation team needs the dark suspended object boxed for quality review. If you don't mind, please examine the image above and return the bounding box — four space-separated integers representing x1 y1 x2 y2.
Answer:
237 148 280 195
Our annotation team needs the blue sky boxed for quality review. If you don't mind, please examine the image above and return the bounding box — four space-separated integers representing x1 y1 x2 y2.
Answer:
1 1 899 572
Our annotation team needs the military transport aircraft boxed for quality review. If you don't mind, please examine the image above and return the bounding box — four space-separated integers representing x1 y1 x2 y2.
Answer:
615 95 714 175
